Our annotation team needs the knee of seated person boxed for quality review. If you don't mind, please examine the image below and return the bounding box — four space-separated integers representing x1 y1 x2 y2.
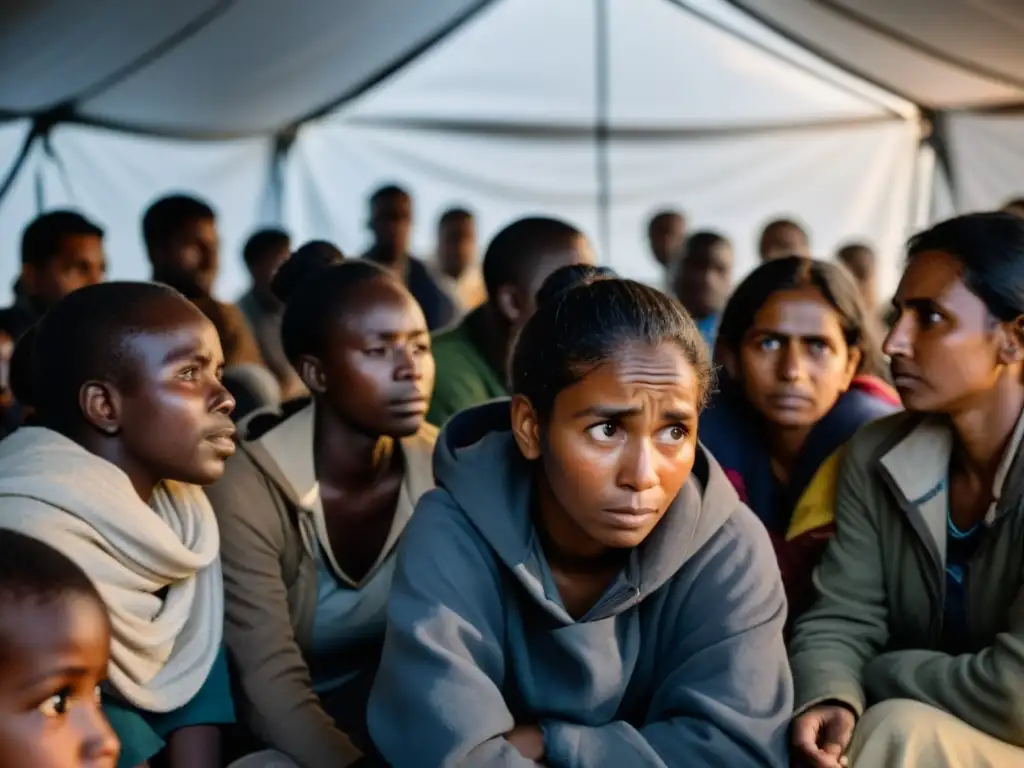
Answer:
856 699 942 742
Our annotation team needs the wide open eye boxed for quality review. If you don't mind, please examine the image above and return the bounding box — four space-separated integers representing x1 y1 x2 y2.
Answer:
587 422 619 443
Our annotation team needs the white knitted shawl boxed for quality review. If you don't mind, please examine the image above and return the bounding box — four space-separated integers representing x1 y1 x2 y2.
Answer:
0 427 223 713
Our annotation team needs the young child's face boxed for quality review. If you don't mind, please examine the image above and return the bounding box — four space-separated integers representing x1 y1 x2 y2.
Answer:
0 593 118 768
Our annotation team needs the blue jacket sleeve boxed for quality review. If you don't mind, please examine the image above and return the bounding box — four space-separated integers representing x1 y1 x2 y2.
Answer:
367 490 541 767
541 505 793 768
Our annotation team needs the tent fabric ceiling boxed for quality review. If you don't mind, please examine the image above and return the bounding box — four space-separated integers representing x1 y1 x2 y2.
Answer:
339 0 913 130
6 0 1019 136
0 0 1017 305
0 0 490 135
0 0 927 135
723 0 1024 108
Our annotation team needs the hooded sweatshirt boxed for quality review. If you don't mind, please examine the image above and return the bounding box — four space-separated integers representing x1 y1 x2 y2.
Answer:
367 401 793 767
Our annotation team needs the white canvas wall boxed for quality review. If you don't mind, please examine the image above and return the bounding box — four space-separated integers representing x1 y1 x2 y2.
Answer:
0 0 933 307
946 113 1024 214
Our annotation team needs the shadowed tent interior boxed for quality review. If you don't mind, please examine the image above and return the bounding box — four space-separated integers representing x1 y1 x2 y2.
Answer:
1 0 1022 303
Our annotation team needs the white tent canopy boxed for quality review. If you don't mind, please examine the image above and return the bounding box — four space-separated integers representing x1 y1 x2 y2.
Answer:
0 0 1019 305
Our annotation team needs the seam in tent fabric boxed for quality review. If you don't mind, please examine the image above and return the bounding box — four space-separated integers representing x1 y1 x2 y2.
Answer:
719 0 923 107
286 0 501 130
41 133 76 206
0 128 37 207
0 3 238 140
930 111 962 209
69 1 238 107
661 0 909 120
348 131 602 205
0 2 240 205
0 0 499 210
344 113 902 139
712 0 963 207
809 0 1024 94
0 0 496 142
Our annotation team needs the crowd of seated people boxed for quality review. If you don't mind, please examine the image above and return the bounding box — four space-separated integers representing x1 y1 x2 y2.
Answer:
1 188 1024 768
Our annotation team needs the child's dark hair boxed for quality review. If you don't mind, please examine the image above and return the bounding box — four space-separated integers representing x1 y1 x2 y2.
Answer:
511 273 713 419
278 257 399 364
716 256 881 375
0 530 103 610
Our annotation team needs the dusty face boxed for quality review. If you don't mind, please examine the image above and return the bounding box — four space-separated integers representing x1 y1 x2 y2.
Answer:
515 342 700 552
648 214 686 269
0 593 119 768
737 287 859 430
22 235 106 309
885 249 1017 413
91 297 236 490
311 278 435 438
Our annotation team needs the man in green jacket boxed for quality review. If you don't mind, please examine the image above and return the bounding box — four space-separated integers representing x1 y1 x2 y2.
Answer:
427 217 594 427
790 212 1024 767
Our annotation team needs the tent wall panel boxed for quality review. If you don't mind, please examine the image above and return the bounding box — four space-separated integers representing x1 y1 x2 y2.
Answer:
0 120 43 302
0 0 958 309
36 127 275 301
0 0 219 115
946 113 1024 214
77 0 488 135
608 0 911 126
342 0 598 126
722 0 1024 108
284 122 600 262
607 119 920 297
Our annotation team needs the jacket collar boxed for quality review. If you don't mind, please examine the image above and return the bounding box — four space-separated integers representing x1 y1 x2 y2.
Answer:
249 402 436 584
878 409 1024 557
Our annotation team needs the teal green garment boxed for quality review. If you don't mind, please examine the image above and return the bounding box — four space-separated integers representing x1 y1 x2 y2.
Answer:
104 646 236 768
426 308 507 428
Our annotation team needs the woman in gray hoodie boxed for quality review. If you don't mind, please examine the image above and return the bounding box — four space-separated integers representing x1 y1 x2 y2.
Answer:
368 269 793 767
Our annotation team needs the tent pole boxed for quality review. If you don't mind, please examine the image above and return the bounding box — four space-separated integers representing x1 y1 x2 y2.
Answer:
595 0 611 262
0 126 39 208
261 130 294 225
923 109 958 211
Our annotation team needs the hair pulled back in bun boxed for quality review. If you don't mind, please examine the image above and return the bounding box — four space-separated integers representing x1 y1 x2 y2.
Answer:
534 264 617 308
270 240 345 305
512 270 713 419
